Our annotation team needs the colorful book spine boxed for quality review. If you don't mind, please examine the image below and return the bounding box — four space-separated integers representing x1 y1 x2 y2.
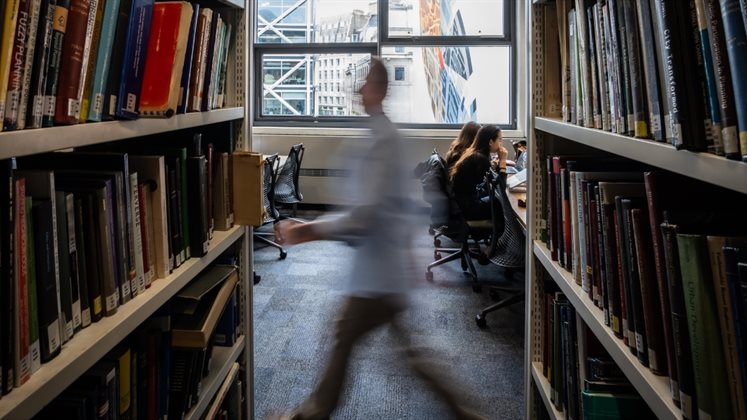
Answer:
0 0 21 129
76 0 102 123
635 0 664 142
14 178 30 386
176 2 198 114
41 0 71 127
3 0 31 131
53 0 92 125
652 0 684 148
720 0 747 161
25 197 41 374
86 0 120 121
16 0 43 130
694 0 725 155
25 0 54 129
114 0 154 119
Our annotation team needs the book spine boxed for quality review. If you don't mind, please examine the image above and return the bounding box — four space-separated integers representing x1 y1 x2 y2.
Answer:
707 237 746 420
14 179 30 386
65 193 81 333
54 191 73 342
54 0 92 124
613 206 632 349
569 9 578 125
622 0 648 138
77 0 102 122
72 197 90 328
177 3 198 114
652 0 684 148
622 199 646 363
705 0 741 159
81 194 102 322
31 200 61 363
601 200 622 337
562 168 572 270
97 186 119 316
15 0 42 131
0 0 21 129
216 22 231 109
85 0 119 122
643 172 678 403
187 8 210 112
635 0 664 142
724 246 747 418
41 0 71 127
574 1 592 128
557 0 571 122
631 208 666 375
130 172 145 295
611 0 632 135
3 0 31 131
676 0 708 152
24 0 52 129
592 4 609 132
25 197 40 374
137 183 154 286
102 0 133 120
694 0 725 155
678 233 733 420
593 185 606 314
601 4 618 133
720 0 747 161
114 0 154 119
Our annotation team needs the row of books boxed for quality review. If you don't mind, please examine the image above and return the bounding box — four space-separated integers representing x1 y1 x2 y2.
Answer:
0 0 233 131
37 263 242 419
0 125 236 397
542 154 747 419
554 0 747 161
542 285 655 419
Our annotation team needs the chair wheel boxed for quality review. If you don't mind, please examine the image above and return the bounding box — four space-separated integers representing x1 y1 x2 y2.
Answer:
253 273 261 285
279 250 287 260
489 289 501 301
425 271 434 282
428 227 435 235
472 283 482 293
475 314 487 328
434 239 441 247
434 252 442 260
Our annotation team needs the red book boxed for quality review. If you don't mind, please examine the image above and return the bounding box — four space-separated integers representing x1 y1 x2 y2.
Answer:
14 178 30 386
54 0 92 124
139 1 194 117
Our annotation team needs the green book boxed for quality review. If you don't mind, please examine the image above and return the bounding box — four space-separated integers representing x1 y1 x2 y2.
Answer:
678 234 733 420
581 390 655 419
25 197 41 375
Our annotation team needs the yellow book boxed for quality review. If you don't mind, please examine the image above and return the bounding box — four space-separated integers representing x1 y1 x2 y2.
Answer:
0 0 21 130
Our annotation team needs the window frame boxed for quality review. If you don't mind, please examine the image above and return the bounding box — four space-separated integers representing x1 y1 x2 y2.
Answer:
253 0 516 130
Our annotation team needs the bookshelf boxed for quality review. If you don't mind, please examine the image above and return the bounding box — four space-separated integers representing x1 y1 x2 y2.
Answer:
0 227 244 419
525 2 747 420
0 0 253 417
185 338 245 420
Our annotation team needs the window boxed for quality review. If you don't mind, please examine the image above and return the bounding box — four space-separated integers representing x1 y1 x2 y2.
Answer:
255 0 515 127
394 66 405 81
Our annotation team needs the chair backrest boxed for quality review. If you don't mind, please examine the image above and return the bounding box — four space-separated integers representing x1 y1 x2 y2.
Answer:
484 171 525 268
416 150 471 239
263 154 281 222
274 143 305 204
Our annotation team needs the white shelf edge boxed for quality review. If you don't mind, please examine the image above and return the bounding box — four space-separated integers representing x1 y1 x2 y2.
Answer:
0 108 244 160
534 117 747 195
533 240 681 420
531 362 564 420
185 337 245 420
0 226 245 419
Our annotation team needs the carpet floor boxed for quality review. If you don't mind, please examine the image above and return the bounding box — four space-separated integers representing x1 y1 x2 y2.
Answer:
253 211 525 419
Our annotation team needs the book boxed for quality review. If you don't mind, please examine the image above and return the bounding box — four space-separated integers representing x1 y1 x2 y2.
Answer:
114 0 154 119
41 0 71 127
78 193 104 322
102 0 131 120
72 197 91 327
25 196 41 374
54 191 75 343
128 155 169 279
720 0 747 162
13 178 30 386
621 0 647 138
620 197 647 364
53 0 92 125
186 134 208 257
84 0 119 121
694 0 725 155
104 345 132 420
25 0 54 129
171 265 238 348
0 0 20 127
0 160 15 394
724 246 747 417
16 0 43 130
139 1 193 117
176 2 198 114
130 172 145 296
635 0 664 142
678 234 733 420
187 7 211 112
3 0 31 131
77 0 104 122
63 193 84 333
213 284 238 347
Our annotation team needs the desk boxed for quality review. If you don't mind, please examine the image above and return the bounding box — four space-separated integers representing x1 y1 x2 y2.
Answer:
507 190 527 231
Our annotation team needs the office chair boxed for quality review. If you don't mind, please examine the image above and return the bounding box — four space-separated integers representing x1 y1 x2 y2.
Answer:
475 171 526 328
418 151 491 292
274 143 305 217
254 153 287 260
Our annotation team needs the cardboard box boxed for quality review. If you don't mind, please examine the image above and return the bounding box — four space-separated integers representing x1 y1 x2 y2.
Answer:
231 151 264 226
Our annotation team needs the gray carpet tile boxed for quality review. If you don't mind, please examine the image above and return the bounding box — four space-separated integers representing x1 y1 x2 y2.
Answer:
253 212 525 419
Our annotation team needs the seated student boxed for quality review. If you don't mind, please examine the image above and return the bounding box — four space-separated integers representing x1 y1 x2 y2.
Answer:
449 124 508 220
445 121 481 170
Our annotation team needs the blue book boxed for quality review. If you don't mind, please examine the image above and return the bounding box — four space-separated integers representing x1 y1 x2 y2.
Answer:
695 1 724 155
177 2 199 115
721 0 747 161
213 286 238 347
114 0 154 119
86 0 121 122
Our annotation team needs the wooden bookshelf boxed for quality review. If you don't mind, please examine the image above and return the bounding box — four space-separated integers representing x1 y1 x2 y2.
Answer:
185 338 245 420
0 226 244 420
531 362 564 420
533 241 681 420
534 117 747 195
0 108 244 160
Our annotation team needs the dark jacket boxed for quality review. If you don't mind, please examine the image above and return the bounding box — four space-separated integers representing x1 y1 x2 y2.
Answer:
414 151 462 228
450 153 492 220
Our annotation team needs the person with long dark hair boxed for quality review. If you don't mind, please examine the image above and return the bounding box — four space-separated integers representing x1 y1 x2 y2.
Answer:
445 121 481 170
449 124 508 220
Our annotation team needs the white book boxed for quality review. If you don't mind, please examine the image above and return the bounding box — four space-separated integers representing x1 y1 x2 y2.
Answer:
130 172 146 295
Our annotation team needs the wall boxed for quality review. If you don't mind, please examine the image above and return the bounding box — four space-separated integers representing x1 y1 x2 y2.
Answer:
252 126 524 205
